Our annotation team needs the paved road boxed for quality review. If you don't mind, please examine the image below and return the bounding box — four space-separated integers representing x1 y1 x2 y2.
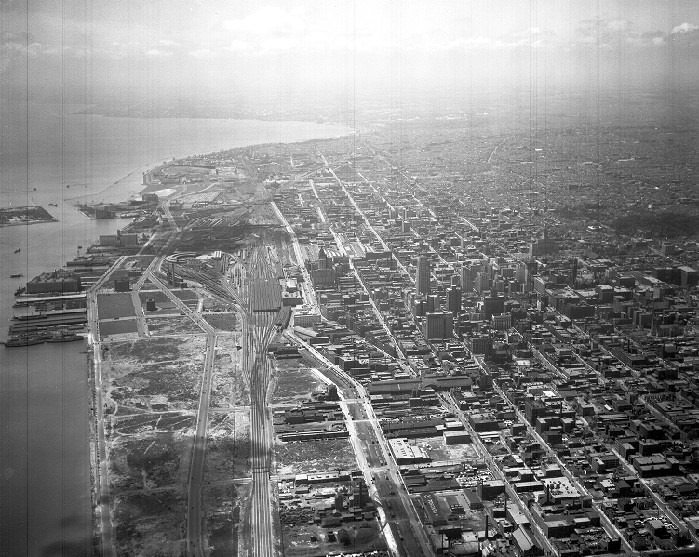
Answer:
185 332 218 557
271 201 317 307
487 381 636 555
289 333 434 557
440 392 557 556
87 256 129 557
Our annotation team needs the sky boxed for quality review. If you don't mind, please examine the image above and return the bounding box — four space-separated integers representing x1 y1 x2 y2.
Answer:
2 0 699 111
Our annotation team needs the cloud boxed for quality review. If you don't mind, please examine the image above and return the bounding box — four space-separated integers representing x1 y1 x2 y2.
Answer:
574 18 670 49
607 19 630 32
448 36 495 49
189 48 216 59
1 31 47 74
260 37 298 52
222 6 304 37
671 22 699 34
145 48 172 57
226 40 251 52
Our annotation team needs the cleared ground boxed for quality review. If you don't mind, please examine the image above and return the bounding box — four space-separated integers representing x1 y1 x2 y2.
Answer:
280 520 385 557
204 482 251 557
109 433 191 491
113 489 186 557
100 318 139 337
203 312 238 331
146 315 205 335
271 362 325 406
417 436 480 463
205 409 251 481
210 334 248 407
274 438 358 475
102 334 207 553
97 293 136 319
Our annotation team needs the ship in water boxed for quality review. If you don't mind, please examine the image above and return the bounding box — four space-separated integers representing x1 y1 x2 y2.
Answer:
46 331 83 343
9 273 23 278
14 248 21 253
4 332 48 347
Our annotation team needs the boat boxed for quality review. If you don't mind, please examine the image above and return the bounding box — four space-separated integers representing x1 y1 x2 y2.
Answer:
14 248 21 253
48 202 58 207
46 332 83 343
4 334 47 347
9 273 23 278
14 313 48 321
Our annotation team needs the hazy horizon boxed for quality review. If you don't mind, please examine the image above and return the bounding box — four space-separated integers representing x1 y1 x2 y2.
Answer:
2 1 699 116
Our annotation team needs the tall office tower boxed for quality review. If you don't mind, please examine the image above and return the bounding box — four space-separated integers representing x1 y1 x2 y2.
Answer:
424 311 454 340
447 286 462 314
483 295 505 319
317 247 329 270
415 255 431 295
461 265 474 292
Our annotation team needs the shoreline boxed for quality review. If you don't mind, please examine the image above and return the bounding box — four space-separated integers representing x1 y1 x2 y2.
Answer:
72 128 359 207
0 117 355 557
0 217 59 227
74 105 349 126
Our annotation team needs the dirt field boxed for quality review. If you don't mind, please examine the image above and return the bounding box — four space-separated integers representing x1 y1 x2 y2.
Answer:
417 436 480 463
112 411 194 435
274 438 358 475
103 334 208 553
280 520 385 557
272 362 325 405
204 482 249 557
113 489 186 556
146 315 206 335
204 312 238 331
211 333 248 407
109 432 191 491
100 318 139 337
205 408 251 482
108 336 203 363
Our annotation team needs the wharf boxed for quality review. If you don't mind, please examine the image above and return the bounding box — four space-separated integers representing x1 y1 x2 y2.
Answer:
13 292 87 307
14 308 87 320
9 314 87 334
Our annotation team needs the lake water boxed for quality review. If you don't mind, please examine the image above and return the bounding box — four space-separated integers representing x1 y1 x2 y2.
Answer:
0 102 351 556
